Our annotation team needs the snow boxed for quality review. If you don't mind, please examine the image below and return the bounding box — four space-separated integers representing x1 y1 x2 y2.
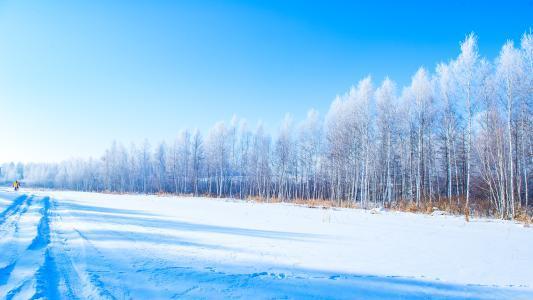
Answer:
0 189 532 299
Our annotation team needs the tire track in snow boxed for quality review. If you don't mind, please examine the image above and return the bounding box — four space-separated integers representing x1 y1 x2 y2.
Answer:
12 196 34 235
81 220 190 298
50 204 121 299
0 195 43 299
0 196 62 300
27 197 51 250
25 196 62 300
0 196 35 287
0 263 16 286
57 205 193 298
0 196 33 240
0 195 28 227
67 229 121 299
32 248 60 300
14 196 114 299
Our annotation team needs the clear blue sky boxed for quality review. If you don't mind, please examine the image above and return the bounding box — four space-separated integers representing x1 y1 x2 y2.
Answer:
0 0 531 162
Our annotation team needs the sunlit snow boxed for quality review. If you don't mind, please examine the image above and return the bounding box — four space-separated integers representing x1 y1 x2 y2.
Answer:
0 189 532 299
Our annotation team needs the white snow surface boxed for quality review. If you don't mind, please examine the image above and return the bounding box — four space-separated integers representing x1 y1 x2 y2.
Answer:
0 188 532 299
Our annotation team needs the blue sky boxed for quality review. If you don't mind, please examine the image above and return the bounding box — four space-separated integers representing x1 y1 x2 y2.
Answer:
0 0 531 162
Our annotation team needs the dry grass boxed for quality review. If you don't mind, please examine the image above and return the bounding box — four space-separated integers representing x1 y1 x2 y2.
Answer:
244 195 530 223
293 198 336 208
246 196 283 204
515 209 533 224
98 189 531 223
388 196 506 219
294 198 359 209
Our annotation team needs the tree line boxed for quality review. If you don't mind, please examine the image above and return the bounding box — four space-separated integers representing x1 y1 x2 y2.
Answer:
2 32 531 219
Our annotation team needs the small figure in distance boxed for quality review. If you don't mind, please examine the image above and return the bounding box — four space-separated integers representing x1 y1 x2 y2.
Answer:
13 180 20 191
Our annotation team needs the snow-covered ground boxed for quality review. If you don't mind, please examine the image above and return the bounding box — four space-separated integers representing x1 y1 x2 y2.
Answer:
0 189 532 299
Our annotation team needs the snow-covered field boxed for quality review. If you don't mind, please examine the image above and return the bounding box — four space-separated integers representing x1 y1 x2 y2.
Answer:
0 189 532 299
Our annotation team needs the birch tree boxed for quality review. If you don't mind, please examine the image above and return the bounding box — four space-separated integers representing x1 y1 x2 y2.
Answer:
453 33 480 219
496 40 524 219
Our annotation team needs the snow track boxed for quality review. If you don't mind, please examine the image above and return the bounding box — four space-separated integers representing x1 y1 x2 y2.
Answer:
0 195 28 228
0 189 532 299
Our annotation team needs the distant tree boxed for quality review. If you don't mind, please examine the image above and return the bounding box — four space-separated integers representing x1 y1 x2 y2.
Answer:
9 32 531 219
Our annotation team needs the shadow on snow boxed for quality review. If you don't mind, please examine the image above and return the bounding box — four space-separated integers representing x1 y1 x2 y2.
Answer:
58 200 324 242
0 194 531 299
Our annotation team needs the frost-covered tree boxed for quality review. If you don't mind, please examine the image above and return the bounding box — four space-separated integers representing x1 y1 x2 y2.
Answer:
496 40 524 218
376 78 397 204
9 32 532 219
453 33 481 218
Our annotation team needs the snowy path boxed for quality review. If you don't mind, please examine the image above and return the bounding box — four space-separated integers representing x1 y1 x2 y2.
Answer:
0 190 532 299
